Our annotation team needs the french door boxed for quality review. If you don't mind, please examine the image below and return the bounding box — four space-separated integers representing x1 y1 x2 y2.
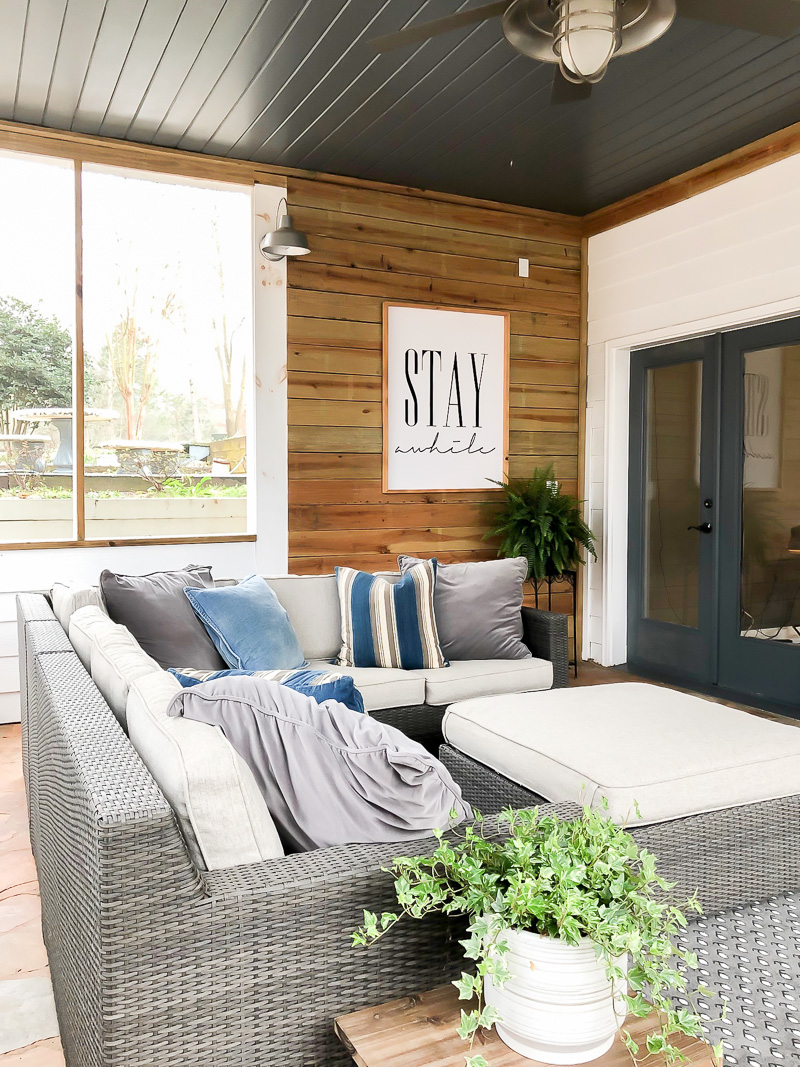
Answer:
628 320 800 712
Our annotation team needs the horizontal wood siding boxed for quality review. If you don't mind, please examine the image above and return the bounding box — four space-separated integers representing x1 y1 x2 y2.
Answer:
286 177 583 577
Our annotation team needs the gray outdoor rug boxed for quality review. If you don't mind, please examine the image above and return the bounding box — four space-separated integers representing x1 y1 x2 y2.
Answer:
677 892 800 1066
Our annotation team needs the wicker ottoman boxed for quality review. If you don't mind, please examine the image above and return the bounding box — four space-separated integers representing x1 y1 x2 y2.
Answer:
439 682 800 911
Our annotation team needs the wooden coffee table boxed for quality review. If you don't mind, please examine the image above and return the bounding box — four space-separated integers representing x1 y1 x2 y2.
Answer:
335 984 719 1067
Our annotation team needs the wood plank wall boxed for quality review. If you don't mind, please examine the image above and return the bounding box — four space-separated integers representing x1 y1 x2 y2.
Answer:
285 176 584 613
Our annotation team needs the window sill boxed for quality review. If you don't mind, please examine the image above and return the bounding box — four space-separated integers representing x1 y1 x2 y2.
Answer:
0 533 257 551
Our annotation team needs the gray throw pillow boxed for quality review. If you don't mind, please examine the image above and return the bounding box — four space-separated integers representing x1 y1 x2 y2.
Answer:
167 676 472 852
100 565 227 671
398 555 531 661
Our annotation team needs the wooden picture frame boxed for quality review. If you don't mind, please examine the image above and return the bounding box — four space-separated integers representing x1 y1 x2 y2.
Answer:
382 302 510 493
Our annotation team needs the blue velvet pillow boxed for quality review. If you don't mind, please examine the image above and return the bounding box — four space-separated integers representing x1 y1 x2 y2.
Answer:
169 666 365 715
184 575 305 671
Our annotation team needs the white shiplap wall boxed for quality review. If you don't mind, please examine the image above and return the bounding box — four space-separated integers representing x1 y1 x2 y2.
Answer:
2 183 289 724
585 153 800 666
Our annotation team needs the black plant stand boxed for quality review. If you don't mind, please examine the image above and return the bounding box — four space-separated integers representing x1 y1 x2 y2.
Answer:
529 569 578 677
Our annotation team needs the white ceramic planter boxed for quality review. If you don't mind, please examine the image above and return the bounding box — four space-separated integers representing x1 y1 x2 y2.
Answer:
484 928 627 1065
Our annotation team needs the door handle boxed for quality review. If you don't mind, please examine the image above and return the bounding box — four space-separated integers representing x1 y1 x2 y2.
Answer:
687 522 713 533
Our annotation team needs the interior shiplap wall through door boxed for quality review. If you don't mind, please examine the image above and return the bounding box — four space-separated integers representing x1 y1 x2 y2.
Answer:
285 176 584 604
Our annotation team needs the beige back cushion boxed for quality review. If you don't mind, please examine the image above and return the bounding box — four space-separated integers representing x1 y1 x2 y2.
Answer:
63 573 346 663
262 574 341 661
90 629 163 729
126 672 285 870
69 604 116 670
69 606 161 727
52 581 105 633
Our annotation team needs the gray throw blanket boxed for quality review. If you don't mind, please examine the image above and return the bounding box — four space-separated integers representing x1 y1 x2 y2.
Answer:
167 676 472 852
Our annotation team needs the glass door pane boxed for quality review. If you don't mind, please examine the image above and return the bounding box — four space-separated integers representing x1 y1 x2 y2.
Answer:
628 337 718 686
644 361 703 627
740 345 800 647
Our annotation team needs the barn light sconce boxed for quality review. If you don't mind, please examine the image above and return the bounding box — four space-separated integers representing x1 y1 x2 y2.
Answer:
259 197 310 261
788 526 800 554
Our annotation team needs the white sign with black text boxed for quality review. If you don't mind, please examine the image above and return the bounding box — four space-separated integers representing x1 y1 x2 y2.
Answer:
383 303 509 492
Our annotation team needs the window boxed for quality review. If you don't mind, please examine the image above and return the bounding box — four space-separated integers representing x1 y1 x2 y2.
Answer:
0 151 76 543
0 151 254 547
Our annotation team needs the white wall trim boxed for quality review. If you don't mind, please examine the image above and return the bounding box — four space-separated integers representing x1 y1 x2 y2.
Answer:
252 183 288 574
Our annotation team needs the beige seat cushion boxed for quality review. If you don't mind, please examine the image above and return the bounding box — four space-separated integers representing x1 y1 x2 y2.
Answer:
415 658 553 706
127 672 284 870
52 581 105 633
443 682 800 826
306 659 425 711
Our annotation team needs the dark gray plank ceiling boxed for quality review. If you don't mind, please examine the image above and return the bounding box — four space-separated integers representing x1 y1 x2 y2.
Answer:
2 0 800 214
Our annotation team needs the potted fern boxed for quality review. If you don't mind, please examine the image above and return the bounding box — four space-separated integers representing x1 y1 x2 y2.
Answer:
486 465 596 580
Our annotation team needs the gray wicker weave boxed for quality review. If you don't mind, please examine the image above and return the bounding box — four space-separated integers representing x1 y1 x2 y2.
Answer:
521 605 570 690
18 593 800 1067
679 892 800 1067
370 702 447 753
439 743 800 913
440 744 550 812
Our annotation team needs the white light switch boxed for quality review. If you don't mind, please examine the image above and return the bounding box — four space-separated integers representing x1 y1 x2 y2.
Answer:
518 257 529 278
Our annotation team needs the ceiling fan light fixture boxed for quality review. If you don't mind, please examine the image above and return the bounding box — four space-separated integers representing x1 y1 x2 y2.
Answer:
554 0 620 81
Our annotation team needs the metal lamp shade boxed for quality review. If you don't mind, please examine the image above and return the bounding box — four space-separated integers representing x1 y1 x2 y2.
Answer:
789 526 800 554
260 212 310 260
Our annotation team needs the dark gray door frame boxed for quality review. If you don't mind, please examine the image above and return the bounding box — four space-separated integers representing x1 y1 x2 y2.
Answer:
627 336 721 685
718 318 800 708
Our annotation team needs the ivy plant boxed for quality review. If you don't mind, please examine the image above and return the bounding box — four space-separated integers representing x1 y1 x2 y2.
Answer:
353 805 723 1067
485 464 596 580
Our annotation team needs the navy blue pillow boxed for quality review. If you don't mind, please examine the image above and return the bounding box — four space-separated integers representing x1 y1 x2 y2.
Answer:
169 666 365 715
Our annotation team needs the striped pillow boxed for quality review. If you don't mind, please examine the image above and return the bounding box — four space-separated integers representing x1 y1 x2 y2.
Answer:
336 562 447 670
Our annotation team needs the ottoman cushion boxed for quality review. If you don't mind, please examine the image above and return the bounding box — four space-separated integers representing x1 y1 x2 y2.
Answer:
443 682 800 825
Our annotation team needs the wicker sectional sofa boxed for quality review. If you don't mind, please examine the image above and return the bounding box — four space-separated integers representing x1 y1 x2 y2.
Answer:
18 591 800 1066
50 572 570 754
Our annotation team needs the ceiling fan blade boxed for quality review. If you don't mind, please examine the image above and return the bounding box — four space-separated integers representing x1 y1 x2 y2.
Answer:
550 69 593 105
677 0 800 38
370 1 509 52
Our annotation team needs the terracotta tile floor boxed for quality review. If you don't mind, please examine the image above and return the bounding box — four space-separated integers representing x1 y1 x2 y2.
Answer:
0 664 794 1064
0 725 62 1066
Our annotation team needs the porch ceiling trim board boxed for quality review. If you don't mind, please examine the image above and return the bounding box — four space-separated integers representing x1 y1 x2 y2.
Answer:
584 117 800 237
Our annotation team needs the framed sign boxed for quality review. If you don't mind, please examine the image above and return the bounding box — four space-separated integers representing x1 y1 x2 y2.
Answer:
382 302 509 492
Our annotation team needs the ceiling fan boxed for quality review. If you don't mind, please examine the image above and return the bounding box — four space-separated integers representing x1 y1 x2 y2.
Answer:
371 0 800 104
